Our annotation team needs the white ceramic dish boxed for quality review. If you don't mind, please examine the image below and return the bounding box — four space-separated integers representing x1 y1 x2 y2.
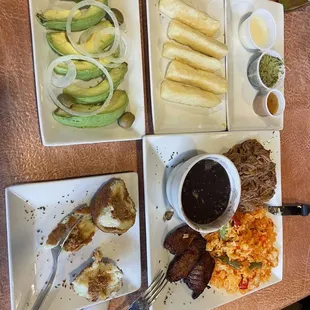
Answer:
166 154 241 234
146 0 227 134
28 0 145 146
239 8 276 51
226 0 284 131
143 131 283 310
6 173 141 310
253 89 285 117
248 50 285 90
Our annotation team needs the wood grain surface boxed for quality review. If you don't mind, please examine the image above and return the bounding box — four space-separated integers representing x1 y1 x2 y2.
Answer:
0 1 309 310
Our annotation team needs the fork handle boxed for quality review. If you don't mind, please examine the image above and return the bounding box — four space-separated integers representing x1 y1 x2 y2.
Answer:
128 298 148 310
31 257 58 310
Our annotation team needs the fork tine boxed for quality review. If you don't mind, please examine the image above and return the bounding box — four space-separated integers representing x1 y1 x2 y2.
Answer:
146 278 168 306
58 215 83 248
142 271 165 299
144 274 166 302
143 272 165 300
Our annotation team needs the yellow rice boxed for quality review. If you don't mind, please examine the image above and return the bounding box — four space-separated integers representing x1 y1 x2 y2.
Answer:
205 208 278 294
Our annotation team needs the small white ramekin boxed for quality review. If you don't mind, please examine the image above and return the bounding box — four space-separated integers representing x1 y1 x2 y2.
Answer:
239 9 276 51
166 154 241 234
253 89 285 117
248 50 285 91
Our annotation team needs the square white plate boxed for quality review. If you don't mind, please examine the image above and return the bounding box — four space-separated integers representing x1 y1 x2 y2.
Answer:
226 0 284 131
143 131 283 310
146 0 227 134
28 0 145 146
6 173 141 310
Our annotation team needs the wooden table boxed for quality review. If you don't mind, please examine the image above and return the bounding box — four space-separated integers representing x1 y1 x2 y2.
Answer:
0 1 309 310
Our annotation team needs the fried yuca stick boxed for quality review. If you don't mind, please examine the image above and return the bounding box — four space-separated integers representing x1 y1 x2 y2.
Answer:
161 80 221 108
166 60 228 95
162 42 221 73
159 0 220 37
168 20 228 60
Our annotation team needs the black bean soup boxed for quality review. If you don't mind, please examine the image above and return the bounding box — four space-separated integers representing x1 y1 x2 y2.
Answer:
182 159 231 224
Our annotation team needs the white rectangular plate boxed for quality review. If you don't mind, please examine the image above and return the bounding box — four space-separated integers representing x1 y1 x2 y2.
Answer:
28 0 145 146
6 173 141 310
143 131 283 310
146 0 227 134
226 0 284 131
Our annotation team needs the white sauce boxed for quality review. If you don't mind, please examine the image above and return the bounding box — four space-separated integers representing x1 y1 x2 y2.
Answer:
250 16 269 48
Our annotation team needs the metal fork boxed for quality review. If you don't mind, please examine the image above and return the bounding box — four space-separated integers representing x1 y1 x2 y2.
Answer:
31 215 83 310
128 270 168 310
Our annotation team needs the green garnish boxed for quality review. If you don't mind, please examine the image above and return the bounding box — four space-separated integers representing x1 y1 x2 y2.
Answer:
259 55 284 88
219 255 241 270
249 262 263 270
219 221 233 240
219 224 228 240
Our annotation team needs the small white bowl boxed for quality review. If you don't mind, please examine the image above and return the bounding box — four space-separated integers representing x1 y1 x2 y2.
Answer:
166 154 241 234
253 89 285 117
248 50 285 91
239 9 276 51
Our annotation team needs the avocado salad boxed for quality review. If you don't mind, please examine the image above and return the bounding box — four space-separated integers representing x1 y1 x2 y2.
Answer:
37 0 135 129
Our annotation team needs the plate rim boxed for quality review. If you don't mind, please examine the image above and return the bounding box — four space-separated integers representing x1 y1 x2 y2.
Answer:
5 172 141 310
146 0 228 134
27 0 146 146
143 131 283 309
226 0 285 131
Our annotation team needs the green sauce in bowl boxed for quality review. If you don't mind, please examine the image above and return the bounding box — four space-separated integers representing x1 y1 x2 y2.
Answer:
259 54 284 88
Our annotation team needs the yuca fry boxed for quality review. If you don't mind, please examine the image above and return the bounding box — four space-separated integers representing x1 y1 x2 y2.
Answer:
168 20 228 60
161 80 221 108
159 0 220 37
162 42 221 73
166 60 228 95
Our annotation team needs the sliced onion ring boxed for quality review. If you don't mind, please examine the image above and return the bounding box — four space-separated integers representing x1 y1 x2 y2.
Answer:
52 60 77 88
79 22 109 45
46 55 114 117
94 28 131 68
66 0 121 58
79 26 99 46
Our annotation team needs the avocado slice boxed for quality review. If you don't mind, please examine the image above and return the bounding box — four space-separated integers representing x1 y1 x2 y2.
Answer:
47 32 79 55
54 60 112 81
53 90 128 128
36 0 108 32
81 20 114 54
54 57 113 81
47 20 114 56
63 63 128 104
